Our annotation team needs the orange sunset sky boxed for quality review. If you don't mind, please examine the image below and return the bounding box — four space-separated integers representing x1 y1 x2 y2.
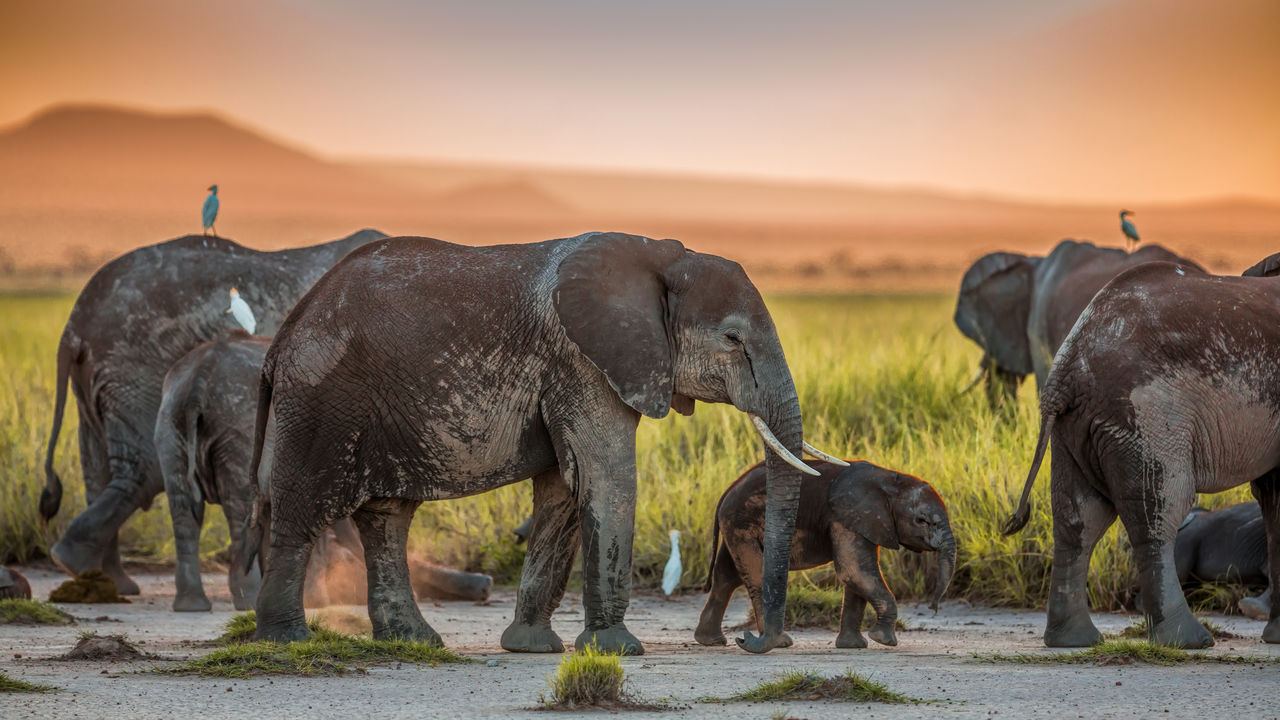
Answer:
2 0 1276 205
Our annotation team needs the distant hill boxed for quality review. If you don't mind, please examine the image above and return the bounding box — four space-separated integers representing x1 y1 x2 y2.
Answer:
0 104 1276 289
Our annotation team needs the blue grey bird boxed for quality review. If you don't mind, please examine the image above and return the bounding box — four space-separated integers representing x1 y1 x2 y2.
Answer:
1119 209 1139 253
202 185 220 236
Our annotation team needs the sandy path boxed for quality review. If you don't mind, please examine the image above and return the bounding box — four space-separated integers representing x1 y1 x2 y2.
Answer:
1 568 1277 719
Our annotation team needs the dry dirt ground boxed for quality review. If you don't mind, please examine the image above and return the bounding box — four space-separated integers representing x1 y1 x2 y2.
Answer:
2 568 1277 719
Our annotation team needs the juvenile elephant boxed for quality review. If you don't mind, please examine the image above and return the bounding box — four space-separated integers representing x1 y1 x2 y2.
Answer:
248 232 837 655
954 240 1201 405
158 331 493 611
1004 260 1280 648
695 460 955 649
43 229 387 594
1166 504 1271 620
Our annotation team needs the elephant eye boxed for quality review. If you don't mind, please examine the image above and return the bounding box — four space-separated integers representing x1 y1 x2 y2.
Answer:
914 516 928 526
723 329 743 346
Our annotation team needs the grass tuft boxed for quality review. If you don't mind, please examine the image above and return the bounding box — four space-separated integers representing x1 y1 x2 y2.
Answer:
541 643 627 708
0 671 56 693
1118 617 1241 641
0 598 73 625
703 668 914 704
161 615 468 678
977 639 1274 666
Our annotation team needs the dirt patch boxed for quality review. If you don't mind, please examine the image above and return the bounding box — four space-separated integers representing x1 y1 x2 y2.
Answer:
48 571 131 603
60 632 154 661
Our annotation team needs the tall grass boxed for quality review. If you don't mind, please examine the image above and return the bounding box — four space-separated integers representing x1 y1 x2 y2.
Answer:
0 293 1252 609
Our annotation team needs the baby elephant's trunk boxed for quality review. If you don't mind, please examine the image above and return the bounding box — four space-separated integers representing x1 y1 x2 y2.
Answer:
930 531 957 613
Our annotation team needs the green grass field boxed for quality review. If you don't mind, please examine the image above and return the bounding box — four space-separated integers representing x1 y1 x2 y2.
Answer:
0 292 1253 611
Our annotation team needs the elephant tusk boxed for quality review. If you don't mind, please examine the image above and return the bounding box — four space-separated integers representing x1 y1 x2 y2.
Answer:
957 364 985 395
802 442 849 466
749 415 820 476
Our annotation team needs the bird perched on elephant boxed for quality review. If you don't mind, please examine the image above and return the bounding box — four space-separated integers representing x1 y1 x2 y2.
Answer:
954 239 1202 406
695 460 955 649
246 231 839 655
1158 504 1271 621
157 330 491 611
40 229 387 596
1004 258 1280 648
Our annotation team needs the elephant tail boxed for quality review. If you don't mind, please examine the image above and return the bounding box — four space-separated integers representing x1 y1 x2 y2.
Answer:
703 495 726 592
243 361 275 575
1002 411 1054 535
40 331 78 523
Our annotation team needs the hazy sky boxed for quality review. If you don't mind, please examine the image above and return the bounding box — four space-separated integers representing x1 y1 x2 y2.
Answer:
1 0 1276 203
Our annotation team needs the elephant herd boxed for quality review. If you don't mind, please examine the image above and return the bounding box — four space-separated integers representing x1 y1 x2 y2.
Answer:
34 230 1280 657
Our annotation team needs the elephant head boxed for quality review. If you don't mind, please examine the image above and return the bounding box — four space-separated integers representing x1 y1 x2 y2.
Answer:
954 252 1041 405
554 232 833 653
828 469 956 612
1243 252 1280 278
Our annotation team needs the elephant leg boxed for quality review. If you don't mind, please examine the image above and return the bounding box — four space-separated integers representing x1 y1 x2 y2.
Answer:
254 534 316 643
224 503 261 612
1114 466 1207 648
1044 449 1116 647
836 585 869 649
694 542 742 646
354 498 441 644
832 528 895 647
410 563 493 602
1240 587 1272 622
502 469 578 653
1250 470 1280 643
168 492 211 612
726 540 794 649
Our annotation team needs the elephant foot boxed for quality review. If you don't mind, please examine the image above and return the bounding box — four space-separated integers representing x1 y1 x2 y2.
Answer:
867 623 898 647
371 612 443 646
172 591 213 613
1262 619 1280 644
575 624 644 656
50 537 99 578
232 597 256 612
693 625 727 646
1239 595 1270 622
1044 614 1103 647
105 569 141 596
254 615 312 643
835 630 867 649
1150 614 1212 649
501 622 565 653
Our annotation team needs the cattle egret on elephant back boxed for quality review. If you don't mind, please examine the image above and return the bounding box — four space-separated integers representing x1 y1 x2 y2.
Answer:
1120 209 1139 253
227 288 256 333
203 185 220 236
662 529 682 597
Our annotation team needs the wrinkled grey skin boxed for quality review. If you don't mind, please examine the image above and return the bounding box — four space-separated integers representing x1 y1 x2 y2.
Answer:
158 331 492 612
1005 260 1280 648
248 232 809 655
42 229 387 594
1140 504 1272 620
156 330 270 611
954 240 1201 406
695 460 955 649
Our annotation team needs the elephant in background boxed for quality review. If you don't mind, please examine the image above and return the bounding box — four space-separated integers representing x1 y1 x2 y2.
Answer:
954 240 1202 406
1158 504 1271 620
157 330 491 611
42 229 387 594
248 232 835 655
1004 259 1280 648
695 460 955 649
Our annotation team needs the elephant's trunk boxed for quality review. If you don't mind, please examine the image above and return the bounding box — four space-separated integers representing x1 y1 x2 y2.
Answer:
737 393 805 654
930 530 957 614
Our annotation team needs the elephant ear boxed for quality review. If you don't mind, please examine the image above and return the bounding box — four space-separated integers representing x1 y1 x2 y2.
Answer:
554 232 688 419
1243 252 1280 278
828 471 899 550
954 252 1038 375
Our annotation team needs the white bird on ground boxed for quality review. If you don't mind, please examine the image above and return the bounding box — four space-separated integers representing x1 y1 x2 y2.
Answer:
662 529 682 597
227 288 256 333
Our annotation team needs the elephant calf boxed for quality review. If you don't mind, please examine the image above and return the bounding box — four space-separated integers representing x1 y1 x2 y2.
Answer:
695 460 956 649
1171 503 1271 620
157 330 492 611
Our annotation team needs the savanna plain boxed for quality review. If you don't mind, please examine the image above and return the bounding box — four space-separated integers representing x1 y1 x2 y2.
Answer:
2 291 1276 719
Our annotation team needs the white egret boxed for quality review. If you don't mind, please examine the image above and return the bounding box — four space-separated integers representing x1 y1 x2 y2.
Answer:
662 529 682 597
203 185 220 236
1120 209 1139 253
227 288 256 333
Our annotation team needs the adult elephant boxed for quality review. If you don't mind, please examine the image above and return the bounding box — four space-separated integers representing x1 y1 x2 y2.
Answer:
954 240 1202 405
41 229 387 594
248 231 835 655
1004 259 1280 648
